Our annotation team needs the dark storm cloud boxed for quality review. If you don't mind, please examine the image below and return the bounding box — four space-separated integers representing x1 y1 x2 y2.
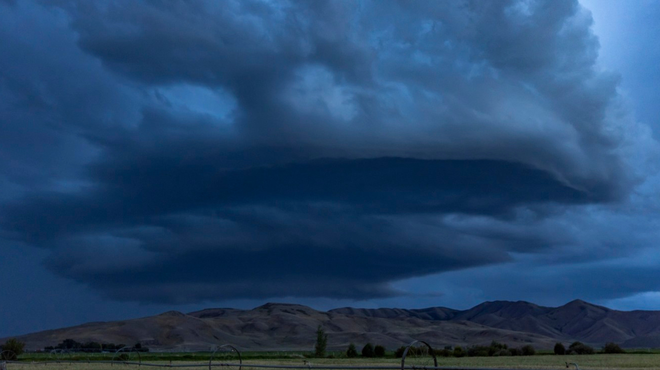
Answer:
3 153 587 302
3 157 592 242
63 0 632 193
44 225 504 302
0 0 655 304
0 0 140 195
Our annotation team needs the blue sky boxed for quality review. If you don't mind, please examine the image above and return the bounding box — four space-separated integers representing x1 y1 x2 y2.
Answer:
1 0 660 337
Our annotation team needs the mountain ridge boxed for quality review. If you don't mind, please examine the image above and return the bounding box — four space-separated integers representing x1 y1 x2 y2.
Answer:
6 300 660 351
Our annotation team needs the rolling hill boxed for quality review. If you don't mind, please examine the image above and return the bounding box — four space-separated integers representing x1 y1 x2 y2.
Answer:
6 300 660 351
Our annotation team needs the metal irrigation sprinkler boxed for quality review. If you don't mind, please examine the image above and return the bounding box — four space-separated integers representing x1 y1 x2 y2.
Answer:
209 344 242 370
566 362 580 370
401 340 437 370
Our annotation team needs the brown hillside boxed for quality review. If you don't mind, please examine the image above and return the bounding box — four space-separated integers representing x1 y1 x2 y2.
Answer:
6 300 660 351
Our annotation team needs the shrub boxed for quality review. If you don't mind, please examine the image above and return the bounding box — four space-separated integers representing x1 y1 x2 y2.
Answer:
437 348 452 357
467 345 489 357
521 345 536 356
1 338 25 360
493 349 511 356
395 346 406 358
346 343 358 358
83 342 102 351
117 353 130 361
602 342 625 354
374 345 386 357
314 326 328 358
488 341 508 356
59 339 82 349
568 342 594 355
554 342 565 355
362 343 375 358
509 347 521 356
453 346 465 358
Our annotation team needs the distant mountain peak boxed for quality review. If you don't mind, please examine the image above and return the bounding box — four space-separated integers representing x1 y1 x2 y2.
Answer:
158 310 187 317
473 300 540 307
560 299 608 310
255 302 313 310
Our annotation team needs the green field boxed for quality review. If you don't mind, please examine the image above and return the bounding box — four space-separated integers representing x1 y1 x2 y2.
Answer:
6 354 660 370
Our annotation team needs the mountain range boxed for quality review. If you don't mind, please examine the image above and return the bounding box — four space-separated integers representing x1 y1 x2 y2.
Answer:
7 300 660 351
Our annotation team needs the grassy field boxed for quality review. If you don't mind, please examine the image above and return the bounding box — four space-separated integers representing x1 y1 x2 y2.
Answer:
6 354 660 370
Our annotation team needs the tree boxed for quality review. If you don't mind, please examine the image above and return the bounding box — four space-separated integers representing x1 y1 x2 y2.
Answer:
521 345 536 356
453 346 465 358
554 342 566 355
58 339 81 349
362 343 375 357
346 343 358 358
117 353 129 362
84 342 102 351
568 342 594 355
1 339 25 360
467 345 489 357
438 346 453 357
488 341 508 356
314 325 328 358
602 342 625 354
374 345 386 357
508 347 521 356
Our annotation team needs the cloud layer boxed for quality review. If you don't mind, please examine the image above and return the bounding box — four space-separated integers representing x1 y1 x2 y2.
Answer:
1 0 658 306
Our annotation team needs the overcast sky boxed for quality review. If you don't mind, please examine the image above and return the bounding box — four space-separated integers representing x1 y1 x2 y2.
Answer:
1 0 660 337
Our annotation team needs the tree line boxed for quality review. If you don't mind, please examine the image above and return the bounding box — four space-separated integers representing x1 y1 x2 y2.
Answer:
344 340 627 358
553 341 626 355
43 339 149 352
314 326 628 358
395 341 537 358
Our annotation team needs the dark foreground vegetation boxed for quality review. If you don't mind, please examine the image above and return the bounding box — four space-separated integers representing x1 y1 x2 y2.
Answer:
0 338 25 360
43 339 149 352
0 335 639 364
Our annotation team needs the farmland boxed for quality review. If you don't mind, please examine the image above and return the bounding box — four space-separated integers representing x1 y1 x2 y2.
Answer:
6 353 660 370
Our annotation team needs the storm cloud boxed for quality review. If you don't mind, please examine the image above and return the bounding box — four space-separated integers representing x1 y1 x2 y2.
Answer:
1 0 658 310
